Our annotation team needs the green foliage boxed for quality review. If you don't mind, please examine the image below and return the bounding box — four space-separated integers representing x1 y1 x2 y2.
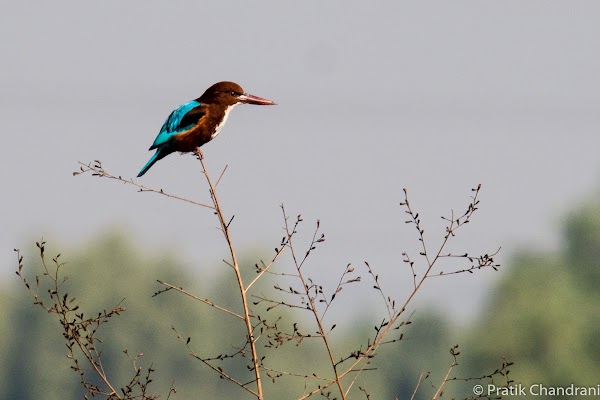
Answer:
4 232 223 400
565 200 600 290
376 312 453 400
460 196 600 398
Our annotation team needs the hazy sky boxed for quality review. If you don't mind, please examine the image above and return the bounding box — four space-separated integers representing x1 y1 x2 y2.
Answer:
2 1 600 322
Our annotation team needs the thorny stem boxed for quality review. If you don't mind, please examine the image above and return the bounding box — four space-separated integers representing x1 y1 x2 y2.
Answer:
196 151 263 400
283 214 346 400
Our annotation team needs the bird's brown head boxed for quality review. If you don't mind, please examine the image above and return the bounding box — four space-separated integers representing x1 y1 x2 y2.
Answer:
199 81 276 106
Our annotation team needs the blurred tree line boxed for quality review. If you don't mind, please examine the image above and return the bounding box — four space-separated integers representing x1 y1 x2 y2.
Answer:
457 197 600 399
3 195 600 399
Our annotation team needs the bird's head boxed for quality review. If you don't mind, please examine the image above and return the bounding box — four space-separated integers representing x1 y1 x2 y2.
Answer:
199 81 276 107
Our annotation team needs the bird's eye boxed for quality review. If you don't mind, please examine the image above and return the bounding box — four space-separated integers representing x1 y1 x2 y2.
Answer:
231 91 238 96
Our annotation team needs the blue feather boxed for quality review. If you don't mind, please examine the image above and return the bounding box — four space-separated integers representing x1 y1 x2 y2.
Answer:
137 100 202 177
150 100 201 149
137 150 163 177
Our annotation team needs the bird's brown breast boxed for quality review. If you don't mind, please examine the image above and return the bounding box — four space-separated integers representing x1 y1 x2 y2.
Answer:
172 107 226 152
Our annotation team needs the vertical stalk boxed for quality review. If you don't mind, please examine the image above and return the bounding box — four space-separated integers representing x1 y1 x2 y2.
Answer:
198 153 263 399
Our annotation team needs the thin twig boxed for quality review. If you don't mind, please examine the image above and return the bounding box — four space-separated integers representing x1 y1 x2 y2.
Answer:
75 161 214 210
172 326 259 398
283 212 346 400
409 371 427 400
337 186 488 387
215 164 229 187
261 366 335 383
432 346 460 400
245 245 288 294
343 355 375 398
155 280 244 320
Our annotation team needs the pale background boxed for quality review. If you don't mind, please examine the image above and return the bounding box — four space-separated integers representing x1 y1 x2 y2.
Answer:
2 1 599 322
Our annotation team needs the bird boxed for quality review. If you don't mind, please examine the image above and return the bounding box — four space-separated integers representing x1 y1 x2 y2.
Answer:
137 81 275 177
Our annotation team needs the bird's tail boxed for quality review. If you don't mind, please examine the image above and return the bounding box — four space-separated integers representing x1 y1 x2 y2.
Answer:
137 150 164 177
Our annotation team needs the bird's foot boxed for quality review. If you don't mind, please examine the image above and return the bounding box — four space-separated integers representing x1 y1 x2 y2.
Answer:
194 148 204 160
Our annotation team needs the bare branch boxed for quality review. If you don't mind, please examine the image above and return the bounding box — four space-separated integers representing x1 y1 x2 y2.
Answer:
282 210 347 400
74 161 214 210
154 280 244 320
196 152 264 399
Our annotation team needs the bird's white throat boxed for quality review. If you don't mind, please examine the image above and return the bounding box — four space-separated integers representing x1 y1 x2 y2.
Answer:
212 104 237 139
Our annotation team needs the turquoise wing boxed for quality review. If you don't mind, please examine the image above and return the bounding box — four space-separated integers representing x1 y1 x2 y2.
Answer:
150 100 203 149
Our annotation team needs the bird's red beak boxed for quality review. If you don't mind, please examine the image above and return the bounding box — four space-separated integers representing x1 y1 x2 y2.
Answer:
238 93 276 105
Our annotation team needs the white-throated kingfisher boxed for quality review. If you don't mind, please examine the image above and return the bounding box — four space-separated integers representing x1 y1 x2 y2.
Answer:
137 81 275 177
